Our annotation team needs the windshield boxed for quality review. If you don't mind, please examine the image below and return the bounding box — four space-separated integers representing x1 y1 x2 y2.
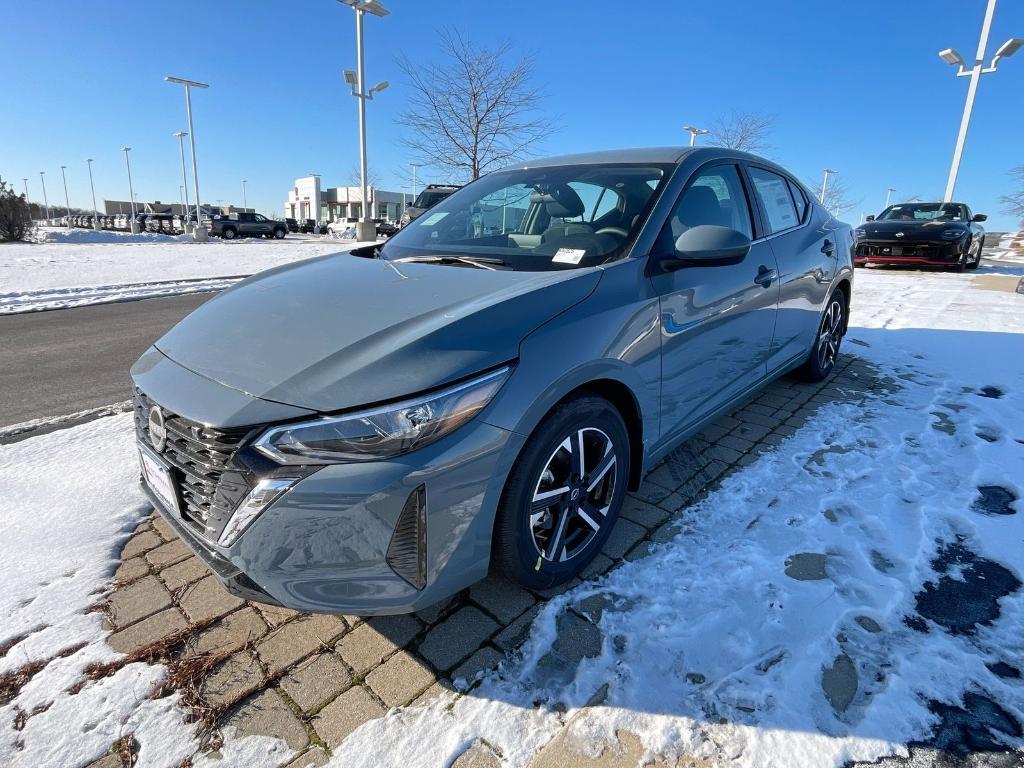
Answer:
878 203 967 222
412 189 455 209
383 163 671 271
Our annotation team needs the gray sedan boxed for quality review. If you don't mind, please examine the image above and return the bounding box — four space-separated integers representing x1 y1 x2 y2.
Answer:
130 147 854 614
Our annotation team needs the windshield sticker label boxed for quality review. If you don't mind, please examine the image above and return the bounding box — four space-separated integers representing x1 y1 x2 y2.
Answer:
420 211 449 226
553 248 586 264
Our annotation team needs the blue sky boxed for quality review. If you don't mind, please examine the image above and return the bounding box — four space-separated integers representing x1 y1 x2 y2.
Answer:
2 0 1022 229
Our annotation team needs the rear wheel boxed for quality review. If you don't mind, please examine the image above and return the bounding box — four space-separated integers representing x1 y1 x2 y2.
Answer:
493 395 630 590
222 227 237 240
273 227 286 239
796 291 845 382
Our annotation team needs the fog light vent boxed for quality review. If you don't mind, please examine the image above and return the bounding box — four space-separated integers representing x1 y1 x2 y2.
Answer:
386 484 427 590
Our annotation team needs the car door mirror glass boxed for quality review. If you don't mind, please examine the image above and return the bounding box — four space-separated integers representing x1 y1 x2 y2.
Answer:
671 225 751 265
972 213 987 222
865 215 875 221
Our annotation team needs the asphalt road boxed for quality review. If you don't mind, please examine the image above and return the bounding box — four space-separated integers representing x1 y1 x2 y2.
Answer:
0 293 210 429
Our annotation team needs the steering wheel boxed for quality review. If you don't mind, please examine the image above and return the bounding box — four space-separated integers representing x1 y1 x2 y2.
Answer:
595 226 629 238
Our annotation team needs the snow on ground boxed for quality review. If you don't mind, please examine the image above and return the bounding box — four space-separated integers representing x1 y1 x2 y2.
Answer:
1 268 1021 767
0 229 364 314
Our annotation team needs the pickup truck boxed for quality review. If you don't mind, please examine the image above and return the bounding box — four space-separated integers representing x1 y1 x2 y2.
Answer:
208 212 288 239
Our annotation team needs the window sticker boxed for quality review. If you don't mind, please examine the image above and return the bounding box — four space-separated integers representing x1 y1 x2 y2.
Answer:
419 211 449 226
553 248 586 264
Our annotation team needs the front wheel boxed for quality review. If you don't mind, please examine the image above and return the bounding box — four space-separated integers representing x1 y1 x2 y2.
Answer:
796 292 845 382
493 396 630 590
965 237 983 270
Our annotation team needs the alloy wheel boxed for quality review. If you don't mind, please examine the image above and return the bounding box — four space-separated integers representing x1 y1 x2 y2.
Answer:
816 299 843 369
529 427 617 563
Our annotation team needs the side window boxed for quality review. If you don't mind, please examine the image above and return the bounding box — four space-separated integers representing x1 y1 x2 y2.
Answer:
787 179 808 223
566 182 621 224
656 164 752 253
590 188 621 222
254 214 267 222
750 167 799 234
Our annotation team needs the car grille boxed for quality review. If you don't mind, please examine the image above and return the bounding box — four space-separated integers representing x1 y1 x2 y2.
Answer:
856 242 950 259
133 389 253 540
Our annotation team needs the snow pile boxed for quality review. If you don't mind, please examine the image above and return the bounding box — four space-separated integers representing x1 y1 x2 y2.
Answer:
0 239 366 314
1 277 242 314
33 228 185 244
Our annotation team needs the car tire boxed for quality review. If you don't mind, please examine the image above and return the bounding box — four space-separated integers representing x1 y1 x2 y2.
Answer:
493 395 630 590
222 227 237 240
273 227 286 239
796 290 846 383
966 236 983 270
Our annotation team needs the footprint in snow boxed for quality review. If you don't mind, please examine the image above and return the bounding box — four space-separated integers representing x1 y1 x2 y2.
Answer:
784 552 829 581
972 485 1018 516
977 385 1004 399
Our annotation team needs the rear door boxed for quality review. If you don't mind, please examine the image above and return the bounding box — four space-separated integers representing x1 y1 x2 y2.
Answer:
745 165 836 373
652 162 780 443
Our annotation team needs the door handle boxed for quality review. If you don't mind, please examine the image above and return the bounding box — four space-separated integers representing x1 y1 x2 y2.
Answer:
821 239 835 256
754 266 777 288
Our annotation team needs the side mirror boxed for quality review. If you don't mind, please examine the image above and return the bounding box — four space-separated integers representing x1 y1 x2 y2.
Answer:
666 225 751 268
865 215 875 222
972 213 987 222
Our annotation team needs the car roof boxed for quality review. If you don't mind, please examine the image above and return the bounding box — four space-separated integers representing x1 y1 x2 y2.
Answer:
495 145 791 172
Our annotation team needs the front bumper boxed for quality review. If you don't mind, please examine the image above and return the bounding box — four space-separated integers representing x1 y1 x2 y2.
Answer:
132 350 522 615
854 238 967 266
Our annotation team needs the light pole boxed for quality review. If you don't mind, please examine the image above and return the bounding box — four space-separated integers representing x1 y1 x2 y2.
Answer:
409 162 421 200
338 0 390 242
165 76 210 241
937 0 1021 202
683 125 709 146
884 187 896 208
820 168 836 205
241 179 248 211
173 131 192 231
86 159 100 230
39 171 50 220
121 147 139 232
60 165 72 225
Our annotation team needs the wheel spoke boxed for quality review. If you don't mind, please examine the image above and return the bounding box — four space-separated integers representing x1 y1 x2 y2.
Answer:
587 449 616 492
532 486 570 505
573 429 586 477
546 508 570 561
577 506 601 531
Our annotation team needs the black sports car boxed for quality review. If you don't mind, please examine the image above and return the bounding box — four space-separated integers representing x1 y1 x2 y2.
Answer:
854 202 986 271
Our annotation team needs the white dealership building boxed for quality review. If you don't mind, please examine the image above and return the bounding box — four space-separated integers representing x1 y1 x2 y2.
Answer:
284 176 407 224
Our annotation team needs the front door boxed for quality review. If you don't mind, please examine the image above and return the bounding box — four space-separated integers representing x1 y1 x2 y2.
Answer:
651 163 780 444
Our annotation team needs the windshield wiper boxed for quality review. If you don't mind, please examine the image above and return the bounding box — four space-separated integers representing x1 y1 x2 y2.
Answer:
393 255 509 271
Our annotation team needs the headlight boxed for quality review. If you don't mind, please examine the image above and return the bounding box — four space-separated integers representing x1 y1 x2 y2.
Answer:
940 228 967 240
254 366 511 464
854 228 868 240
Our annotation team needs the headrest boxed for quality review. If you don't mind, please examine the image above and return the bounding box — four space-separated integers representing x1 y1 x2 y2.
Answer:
677 185 727 228
530 184 585 219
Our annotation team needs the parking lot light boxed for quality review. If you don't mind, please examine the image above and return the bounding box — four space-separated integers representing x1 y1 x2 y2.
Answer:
121 147 139 233
938 0 1020 201
242 179 248 210
683 126 709 146
173 131 192 233
337 0 389 243
885 187 896 208
60 165 72 226
86 159 100 230
165 76 210 242
39 171 50 221
820 168 836 204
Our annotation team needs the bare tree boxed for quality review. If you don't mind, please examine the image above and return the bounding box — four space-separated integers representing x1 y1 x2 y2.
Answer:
1000 165 1024 226
0 178 32 242
347 164 381 189
397 29 549 181
708 111 775 154
810 175 859 219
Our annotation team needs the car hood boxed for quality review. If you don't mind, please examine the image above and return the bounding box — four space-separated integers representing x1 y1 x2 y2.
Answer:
155 252 601 413
859 220 969 241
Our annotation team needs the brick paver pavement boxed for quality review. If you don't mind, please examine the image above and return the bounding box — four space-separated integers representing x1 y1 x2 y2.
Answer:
89 356 883 766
